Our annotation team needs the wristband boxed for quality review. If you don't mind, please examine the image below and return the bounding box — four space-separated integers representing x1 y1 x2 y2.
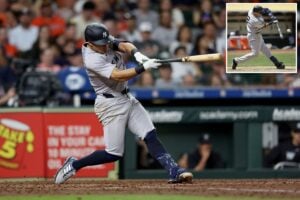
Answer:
131 48 138 57
134 65 145 74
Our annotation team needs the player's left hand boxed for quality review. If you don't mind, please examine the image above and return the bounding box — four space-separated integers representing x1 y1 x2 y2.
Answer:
134 52 150 64
143 59 161 70
270 16 278 24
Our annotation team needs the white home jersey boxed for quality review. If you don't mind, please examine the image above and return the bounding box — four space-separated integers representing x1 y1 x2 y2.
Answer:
82 44 127 95
246 9 265 34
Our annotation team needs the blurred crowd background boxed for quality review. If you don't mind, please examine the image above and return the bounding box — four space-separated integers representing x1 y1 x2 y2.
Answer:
0 0 299 106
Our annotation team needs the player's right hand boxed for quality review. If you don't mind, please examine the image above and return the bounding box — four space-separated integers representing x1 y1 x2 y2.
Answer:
134 52 150 64
143 59 161 70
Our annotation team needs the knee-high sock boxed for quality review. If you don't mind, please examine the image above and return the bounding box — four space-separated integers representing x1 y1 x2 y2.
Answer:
144 129 179 177
72 150 121 171
270 56 279 65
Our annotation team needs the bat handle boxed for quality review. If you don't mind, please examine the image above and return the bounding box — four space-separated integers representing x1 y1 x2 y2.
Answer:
155 58 182 63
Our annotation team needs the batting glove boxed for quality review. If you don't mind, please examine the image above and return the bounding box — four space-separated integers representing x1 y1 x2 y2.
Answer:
143 59 161 70
270 16 278 24
134 52 150 64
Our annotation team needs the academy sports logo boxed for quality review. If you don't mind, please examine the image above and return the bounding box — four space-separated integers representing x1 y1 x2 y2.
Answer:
0 119 34 169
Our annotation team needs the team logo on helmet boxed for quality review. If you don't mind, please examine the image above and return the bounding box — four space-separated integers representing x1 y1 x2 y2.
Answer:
103 32 108 38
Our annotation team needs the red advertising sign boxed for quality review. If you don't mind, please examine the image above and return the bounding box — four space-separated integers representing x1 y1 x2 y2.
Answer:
44 112 117 178
0 112 45 177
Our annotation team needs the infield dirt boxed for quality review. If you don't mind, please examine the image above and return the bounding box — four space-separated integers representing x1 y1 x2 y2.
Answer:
0 179 299 198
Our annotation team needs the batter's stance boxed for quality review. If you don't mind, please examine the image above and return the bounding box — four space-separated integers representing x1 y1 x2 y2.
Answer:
232 5 285 70
54 23 193 184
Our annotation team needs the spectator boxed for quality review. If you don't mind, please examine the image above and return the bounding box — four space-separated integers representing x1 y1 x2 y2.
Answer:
121 13 141 42
171 46 201 83
133 0 159 29
0 0 10 27
192 35 216 56
137 71 154 87
56 0 75 21
210 62 231 87
178 133 225 171
55 39 77 67
57 49 93 102
201 22 217 52
8 8 38 59
0 47 16 106
37 48 61 73
133 22 161 58
103 17 122 39
31 25 53 60
152 10 177 50
169 25 193 55
159 0 185 28
215 7 226 53
70 1 99 40
193 0 214 28
32 0 66 37
0 27 17 58
155 64 177 88
264 122 300 168
182 74 197 87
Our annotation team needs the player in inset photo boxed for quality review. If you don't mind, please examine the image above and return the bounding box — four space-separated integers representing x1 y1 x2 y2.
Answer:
226 3 297 73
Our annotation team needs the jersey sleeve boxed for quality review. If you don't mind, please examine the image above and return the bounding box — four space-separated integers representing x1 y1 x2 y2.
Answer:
109 37 130 51
85 56 116 79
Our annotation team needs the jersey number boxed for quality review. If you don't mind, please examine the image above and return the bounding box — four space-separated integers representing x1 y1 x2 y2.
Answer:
246 16 250 23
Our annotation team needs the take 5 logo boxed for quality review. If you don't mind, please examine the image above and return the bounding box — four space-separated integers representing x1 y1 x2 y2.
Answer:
0 119 34 169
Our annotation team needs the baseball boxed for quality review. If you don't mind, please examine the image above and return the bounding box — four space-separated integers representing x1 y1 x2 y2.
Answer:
287 28 291 33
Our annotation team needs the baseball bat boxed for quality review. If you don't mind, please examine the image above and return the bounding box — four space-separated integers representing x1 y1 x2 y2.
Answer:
276 23 284 39
256 21 273 33
156 53 222 63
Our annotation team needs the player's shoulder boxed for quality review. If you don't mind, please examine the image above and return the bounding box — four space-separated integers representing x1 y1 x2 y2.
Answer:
82 46 107 68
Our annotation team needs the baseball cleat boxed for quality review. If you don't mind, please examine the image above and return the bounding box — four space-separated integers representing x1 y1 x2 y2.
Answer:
232 59 237 70
276 62 285 69
54 157 77 184
168 168 193 184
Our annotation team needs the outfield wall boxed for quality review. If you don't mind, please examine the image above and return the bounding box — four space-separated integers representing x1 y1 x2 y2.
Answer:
0 107 299 179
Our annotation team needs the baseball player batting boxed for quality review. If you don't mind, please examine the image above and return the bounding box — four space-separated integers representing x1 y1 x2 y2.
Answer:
232 5 285 70
54 23 193 184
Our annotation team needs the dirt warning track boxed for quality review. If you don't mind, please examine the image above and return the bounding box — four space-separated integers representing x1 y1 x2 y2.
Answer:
0 179 300 198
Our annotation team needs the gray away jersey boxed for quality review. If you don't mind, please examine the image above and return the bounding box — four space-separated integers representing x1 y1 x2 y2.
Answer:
246 9 265 34
82 45 127 95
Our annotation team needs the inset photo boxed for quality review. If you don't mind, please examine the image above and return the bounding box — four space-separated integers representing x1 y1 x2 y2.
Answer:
226 3 297 73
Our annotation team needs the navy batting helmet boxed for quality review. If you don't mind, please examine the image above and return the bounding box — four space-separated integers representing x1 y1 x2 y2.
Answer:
84 23 111 45
253 5 263 13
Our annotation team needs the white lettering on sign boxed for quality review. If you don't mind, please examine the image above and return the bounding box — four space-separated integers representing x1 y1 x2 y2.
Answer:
48 159 62 169
60 137 86 147
59 147 96 157
48 137 59 147
48 126 65 136
67 125 91 136
48 148 59 158
87 136 104 147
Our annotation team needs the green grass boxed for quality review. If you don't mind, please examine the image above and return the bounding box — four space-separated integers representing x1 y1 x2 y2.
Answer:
0 195 295 200
227 51 296 68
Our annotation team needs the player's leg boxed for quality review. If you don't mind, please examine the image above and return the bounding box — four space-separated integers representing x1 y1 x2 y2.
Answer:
260 39 285 69
127 101 192 183
54 100 129 184
232 36 261 69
